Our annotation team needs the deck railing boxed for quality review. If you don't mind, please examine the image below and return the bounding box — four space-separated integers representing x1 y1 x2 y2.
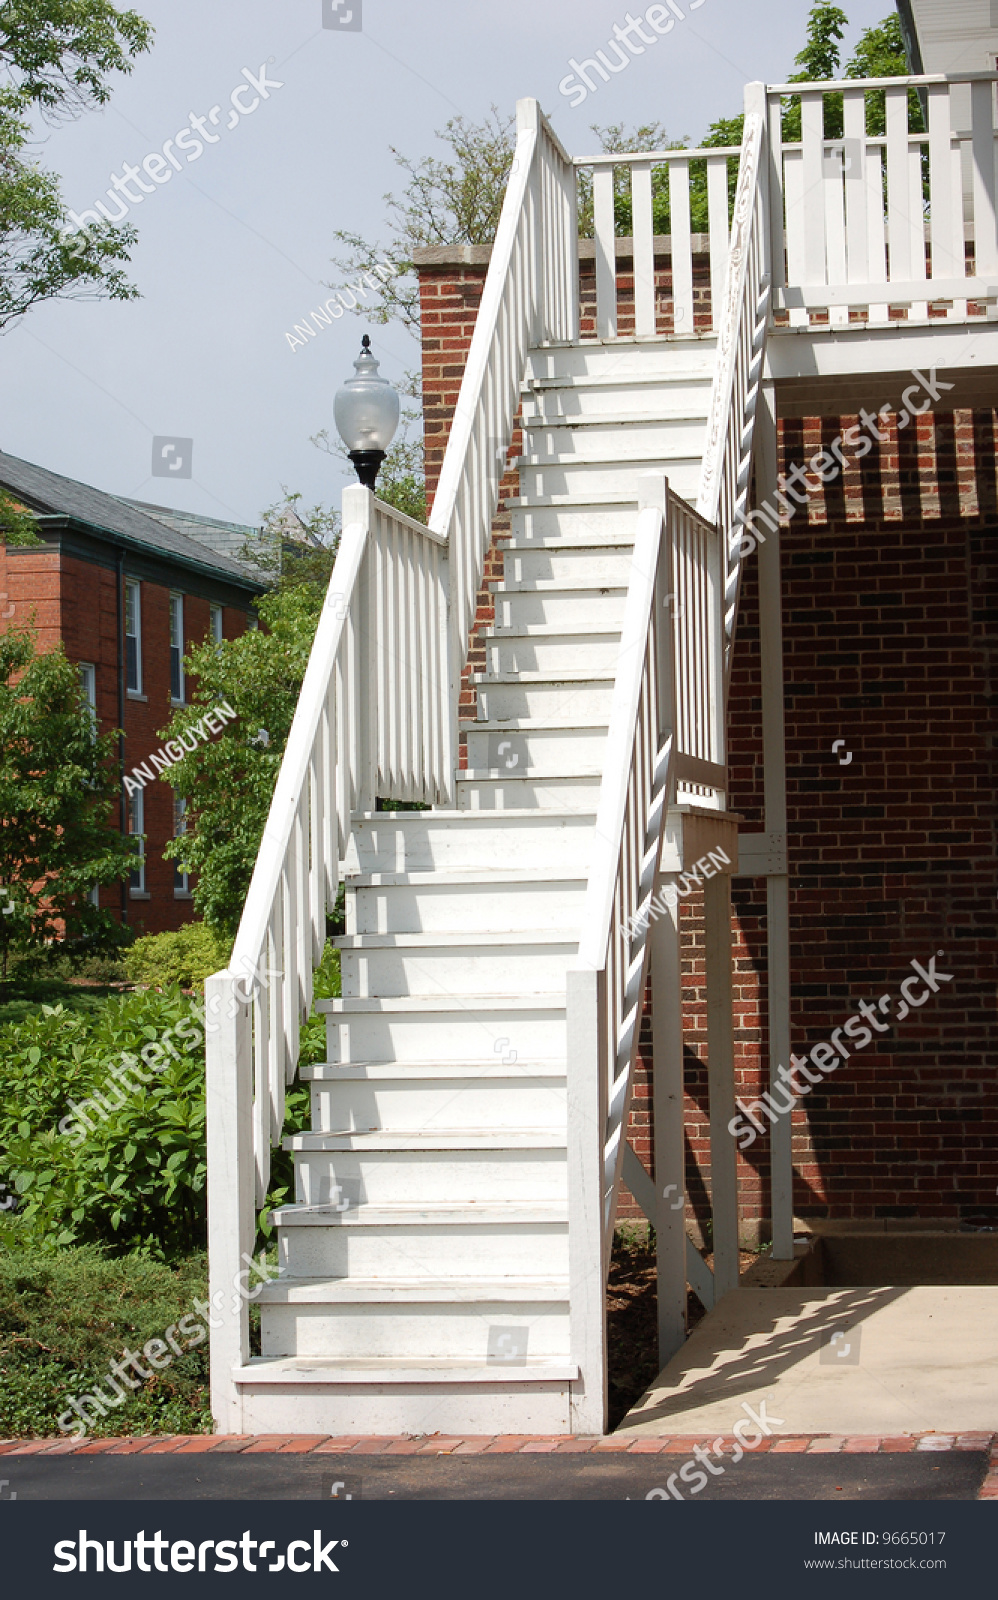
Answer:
574 145 740 339
767 71 998 324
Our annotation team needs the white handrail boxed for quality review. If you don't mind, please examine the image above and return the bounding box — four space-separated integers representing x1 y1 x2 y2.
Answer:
697 100 770 681
206 486 450 1422
428 98 576 763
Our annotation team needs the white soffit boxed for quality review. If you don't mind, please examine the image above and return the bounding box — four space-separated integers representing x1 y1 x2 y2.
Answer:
901 0 998 73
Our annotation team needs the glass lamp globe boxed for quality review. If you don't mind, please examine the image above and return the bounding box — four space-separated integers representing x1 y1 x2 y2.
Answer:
334 335 400 489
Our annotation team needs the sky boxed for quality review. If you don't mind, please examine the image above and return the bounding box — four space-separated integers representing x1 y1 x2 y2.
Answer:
1 0 899 529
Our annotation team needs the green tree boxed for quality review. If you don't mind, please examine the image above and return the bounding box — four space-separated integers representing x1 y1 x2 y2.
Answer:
161 584 325 936
0 0 153 330
0 626 133 981
329 107 516 337
0 490 42 545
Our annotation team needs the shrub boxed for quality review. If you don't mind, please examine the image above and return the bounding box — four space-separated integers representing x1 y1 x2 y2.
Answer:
0 946 340 1257
124 923 232 991
0 1244 212 1437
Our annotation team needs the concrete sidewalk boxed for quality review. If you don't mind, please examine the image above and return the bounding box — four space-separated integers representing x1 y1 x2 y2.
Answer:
617 1285 998 1440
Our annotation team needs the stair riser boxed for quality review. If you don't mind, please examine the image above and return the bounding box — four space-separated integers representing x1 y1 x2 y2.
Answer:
501 548 632 586
457 777 602 811
464 725 607 777
235 1385 573 1436
509 505 637 542
349 880 586 934
518 460 701 501
309 1076 567 1133
340 943 577 998
293 1150 567 1207
494 588 626 632
278 1223 569 1278
325 1008 567 1064
523 380 713 420
522 418 708 461
475 681 613 725
350 814 593 874
527 342 716 381
485 634 621 674
260 1303 570 1360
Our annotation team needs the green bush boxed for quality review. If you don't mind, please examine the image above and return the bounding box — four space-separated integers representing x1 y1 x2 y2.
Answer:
124 922 233 991
0 946 340 1257
0 1244 212 1437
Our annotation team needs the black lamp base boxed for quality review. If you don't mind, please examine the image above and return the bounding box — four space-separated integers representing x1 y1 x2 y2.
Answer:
348 450 385 490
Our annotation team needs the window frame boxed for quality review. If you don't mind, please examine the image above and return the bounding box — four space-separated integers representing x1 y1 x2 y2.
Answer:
125 579 143 696
169 592 185 704
128 786 146 895
173 792 190 897
209 604 223 646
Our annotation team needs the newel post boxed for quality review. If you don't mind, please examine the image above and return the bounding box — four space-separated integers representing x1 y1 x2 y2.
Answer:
206 971 254 1432
566 966 608 1435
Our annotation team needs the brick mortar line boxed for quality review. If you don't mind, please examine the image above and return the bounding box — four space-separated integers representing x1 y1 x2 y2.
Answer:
1 1432 994 1460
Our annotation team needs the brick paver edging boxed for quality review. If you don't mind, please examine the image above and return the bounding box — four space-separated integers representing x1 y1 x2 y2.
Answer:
2 1429 996 1496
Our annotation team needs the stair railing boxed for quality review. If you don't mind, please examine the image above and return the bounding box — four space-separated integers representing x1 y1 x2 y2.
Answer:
206 486 448 1429
428 97 577 766
696 91 771 683
566 481 723 1433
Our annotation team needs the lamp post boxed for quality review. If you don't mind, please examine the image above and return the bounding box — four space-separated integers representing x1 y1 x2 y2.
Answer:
334 334 400 490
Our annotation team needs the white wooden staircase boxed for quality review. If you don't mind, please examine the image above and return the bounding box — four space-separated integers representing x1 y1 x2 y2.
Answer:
207 94 769 1435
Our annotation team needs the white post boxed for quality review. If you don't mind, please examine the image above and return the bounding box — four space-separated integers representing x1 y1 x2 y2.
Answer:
756 381 794 1260
651 882 687 1362
704 873 740 1298
206 971 254 1432
566 967 607 1435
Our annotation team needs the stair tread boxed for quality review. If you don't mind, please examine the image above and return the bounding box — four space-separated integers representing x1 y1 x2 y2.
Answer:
501 533 636 550
271 1200 569 1225
491 577 626 593
254 1274 569 1303
481 625 622 640
522 408 710 426
233 1356 578 1384
350 808 595 823
318 993 568 1014
472 670 614 685
334 929 582 947
287 1128 568 1151
467 717 608 732
515 449 701 469
302 1061 567 1080
344 868 587 886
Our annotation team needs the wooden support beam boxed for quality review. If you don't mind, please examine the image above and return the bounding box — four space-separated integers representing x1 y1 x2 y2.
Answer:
650 878 688 1363
704 872 740 1298
755 381 794 1261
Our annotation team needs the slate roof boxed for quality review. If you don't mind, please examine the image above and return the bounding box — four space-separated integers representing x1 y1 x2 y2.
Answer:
0 451 264 590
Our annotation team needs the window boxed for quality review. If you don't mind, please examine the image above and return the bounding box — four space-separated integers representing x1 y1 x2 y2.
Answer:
125 580 142 694
128 787 145 894
169 593 184 703
210 604 223 646
89 883 100 909
173 793 190 896
246 613 259 631
78 663 97 734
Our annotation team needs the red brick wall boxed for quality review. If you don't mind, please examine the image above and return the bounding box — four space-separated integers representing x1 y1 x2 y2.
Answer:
1 543 250 939
416 249 998 1237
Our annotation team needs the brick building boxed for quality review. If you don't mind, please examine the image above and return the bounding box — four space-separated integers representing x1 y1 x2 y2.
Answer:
0 451 265 937
414 242 997 1243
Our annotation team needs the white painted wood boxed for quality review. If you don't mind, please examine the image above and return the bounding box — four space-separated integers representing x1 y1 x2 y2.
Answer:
909 141 928 320
669 157 694 334
593 165 617 339
886 85 912 284
753 384 793 1261
843 90 869 285
651 877 687 1362
971 79 998 279
631 161 656 336
801 93 827 288
704 872 740 1299
566 967 608 1434
206 973 254 1433
707 155 731 332
824 143 849 325
928 84 962 281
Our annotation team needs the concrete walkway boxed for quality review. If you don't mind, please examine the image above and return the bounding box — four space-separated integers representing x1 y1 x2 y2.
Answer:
618 1285 998 1439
